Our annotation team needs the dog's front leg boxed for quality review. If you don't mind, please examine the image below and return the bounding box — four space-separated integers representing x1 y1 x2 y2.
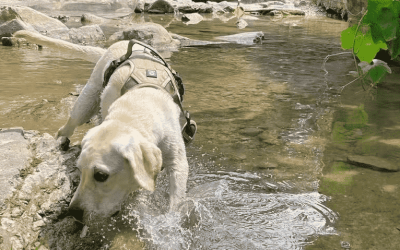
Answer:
56 56 110 146
165 146 189 211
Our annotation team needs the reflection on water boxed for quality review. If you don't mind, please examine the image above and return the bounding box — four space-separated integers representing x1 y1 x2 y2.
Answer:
0 6 364 249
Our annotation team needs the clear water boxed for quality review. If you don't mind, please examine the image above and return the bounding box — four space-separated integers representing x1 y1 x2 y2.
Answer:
2 1 398 249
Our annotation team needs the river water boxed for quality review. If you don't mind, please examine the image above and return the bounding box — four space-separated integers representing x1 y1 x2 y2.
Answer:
1 1 399 249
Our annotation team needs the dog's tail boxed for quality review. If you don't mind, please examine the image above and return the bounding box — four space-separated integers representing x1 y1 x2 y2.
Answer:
14 30 106 63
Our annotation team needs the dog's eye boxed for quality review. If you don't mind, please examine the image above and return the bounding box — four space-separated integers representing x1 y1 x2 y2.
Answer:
94 171 109 182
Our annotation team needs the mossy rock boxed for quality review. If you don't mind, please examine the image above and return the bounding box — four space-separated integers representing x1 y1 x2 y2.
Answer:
344 104 368 130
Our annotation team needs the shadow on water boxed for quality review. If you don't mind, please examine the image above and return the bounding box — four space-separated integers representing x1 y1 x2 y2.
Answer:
3 2 399 248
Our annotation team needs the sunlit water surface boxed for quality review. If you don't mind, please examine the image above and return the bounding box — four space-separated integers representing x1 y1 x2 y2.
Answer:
0 3 362 249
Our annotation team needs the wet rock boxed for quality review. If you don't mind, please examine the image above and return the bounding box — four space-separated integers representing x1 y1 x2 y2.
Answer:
236 18 248 29
1 36 28 46
260 1 285 8
47 25 105 45
135 0 146 13
177 2 213 13
182 13 203 25
56 15 70 23
0 6 68 34
347 155 400 172
0 128 81 250
216 31 264 45
81 13 104 25
0 19 37 38
267 10 283 16
258 130 281 145
147 0 175 14
212 1 236 13
0 128 32 205
240 127 264 137
119 22 180 49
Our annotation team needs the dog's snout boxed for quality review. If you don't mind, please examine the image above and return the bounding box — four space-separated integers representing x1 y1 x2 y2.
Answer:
68 207 84 222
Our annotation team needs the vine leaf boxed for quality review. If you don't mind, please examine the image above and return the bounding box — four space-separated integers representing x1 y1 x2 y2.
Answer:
358 59 392 85
376 7 399 41
341 25 358 50
354 26 387 62
388 32 400 59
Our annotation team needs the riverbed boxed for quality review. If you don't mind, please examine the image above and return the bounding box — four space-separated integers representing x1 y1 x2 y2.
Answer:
1 1 400 249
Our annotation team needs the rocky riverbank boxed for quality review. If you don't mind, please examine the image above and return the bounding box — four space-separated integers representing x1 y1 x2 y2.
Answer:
0 128 81 250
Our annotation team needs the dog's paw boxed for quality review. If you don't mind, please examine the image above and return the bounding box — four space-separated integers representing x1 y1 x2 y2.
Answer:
57 136 70 151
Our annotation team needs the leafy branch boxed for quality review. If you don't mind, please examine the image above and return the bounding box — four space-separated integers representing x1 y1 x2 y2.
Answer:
325 0 399 92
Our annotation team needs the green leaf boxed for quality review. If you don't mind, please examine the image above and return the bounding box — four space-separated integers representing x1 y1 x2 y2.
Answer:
376 7 399 41
354 26 388 62
341 25 358 50
388 28 400 59
359 59 392 84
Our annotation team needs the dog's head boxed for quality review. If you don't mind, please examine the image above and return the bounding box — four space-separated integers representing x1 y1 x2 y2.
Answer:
69 126 162 222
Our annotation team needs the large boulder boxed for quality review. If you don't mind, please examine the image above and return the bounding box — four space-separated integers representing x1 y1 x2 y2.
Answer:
110 22 180 49
0 19 36 38
147 0 175 14
0 6 68 34
47 25 106 45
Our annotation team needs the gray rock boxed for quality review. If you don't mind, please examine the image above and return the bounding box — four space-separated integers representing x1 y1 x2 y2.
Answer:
147 0 175 14
0 128 32 204
0 6 68 34
135 0 145 13
0 19 36 38
236 18 248 29
182 13 203 25
47 25 105 45
347 155 400 172
216 31 264 45
81 13 104 25
240 127 264 136
121 22 180 49
0 128 81 250
258 130 280 145
1 36 28 46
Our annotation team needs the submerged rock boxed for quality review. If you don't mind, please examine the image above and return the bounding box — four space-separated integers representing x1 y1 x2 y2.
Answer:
0 128 81 250
216 31 264 45
347 155 400 172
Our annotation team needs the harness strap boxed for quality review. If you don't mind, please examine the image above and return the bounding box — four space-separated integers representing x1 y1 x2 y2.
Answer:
102 39 192 129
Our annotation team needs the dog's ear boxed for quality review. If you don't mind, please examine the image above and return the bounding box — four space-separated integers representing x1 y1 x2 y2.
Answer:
118 141 162 192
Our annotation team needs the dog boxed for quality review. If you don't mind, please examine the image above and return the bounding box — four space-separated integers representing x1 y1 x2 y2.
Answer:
14 30 190 222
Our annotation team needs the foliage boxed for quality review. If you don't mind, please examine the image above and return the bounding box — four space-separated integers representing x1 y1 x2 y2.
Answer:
340 0 400 88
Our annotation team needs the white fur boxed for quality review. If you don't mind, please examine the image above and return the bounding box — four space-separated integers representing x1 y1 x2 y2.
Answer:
15 30 189 220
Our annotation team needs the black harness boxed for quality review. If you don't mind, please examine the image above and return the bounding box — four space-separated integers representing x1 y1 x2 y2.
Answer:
102 39 193 135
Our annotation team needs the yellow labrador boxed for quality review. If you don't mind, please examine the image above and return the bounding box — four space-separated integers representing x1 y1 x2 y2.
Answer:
14 31 189 221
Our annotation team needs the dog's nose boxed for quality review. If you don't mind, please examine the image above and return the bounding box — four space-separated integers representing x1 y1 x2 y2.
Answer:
68 207 84 222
